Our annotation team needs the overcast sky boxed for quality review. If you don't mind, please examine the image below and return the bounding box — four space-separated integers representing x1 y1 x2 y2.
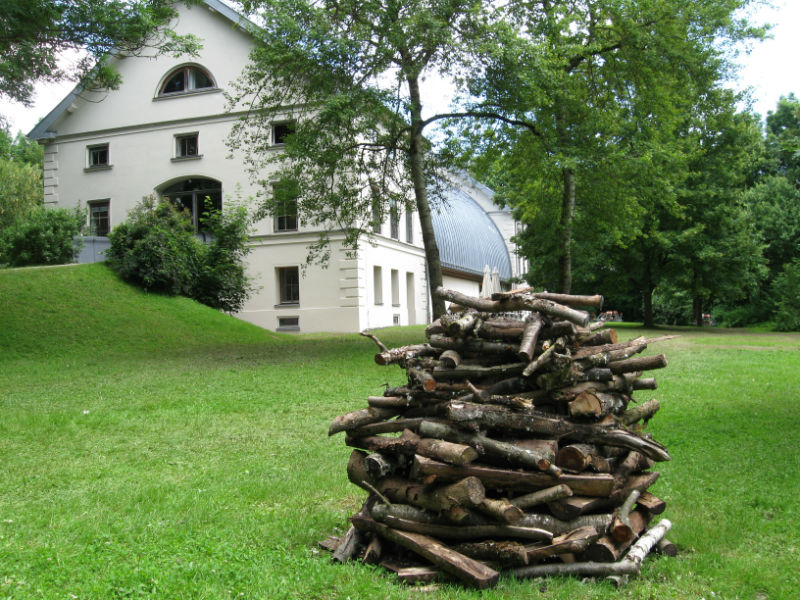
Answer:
2 0 798 135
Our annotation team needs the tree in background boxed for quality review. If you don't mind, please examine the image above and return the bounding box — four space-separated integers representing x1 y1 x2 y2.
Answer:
0 127 44 230
229 0 516 319
0 0 200 120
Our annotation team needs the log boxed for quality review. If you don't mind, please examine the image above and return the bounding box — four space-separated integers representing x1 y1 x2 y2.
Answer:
611 490 641 543
556 444 613 474
477 497 525 523
332 525 360 563
345 429 420 455
608 354 668 375
446 311 479 337
350 515 500 589
623 518 672 567
329 407 399 436
365 452 396 479
416 437 480 466
525 526 599 561
511 559 639 579
579 328 618 346
510 484 573 509
439 350 462 369
412 455 617 497
620 398 661 426
572 336 647 360
318 535 342 553
418 420 554 472
522 337 565 377
584 510 648 562
656 537 678 557
491 289 604 310
434 287 591 326
409 366 437 392
374 343 437 366
367 395 411 409
376 514 553 543
348 418 429 437
396 566 440 584
548 495 611 521
519 512 614 536
362 535 382 564
568 391 627 418
610 472 660 504
517 313 543 362
446 401 670 462
452 540 529 567
637 491 666 515
432 362 528 381
428 334 518 355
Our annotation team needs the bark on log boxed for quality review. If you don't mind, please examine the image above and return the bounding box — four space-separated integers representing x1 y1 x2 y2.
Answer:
556 444 613 474
637 492 666 515
608 354 668 375
518 313 544 362
432 362 528 381
623 518 672 567
585 510 648 562
439 350 462 369
350 515 500 589
519 512 614 536
428 334 518 355
434 287 591 326
610 472 660 504
477 497 525 523
491 289 604 310
409 367 437 392
611 490 641 543
510 484 573 509
418 420 554 472
416 437 480 466
656 537 678 557
349 418 430 437
568 391 627 418
412 455 616 497
548 495 612 521
446 311 479 337
365 452 396 479
620 398 661 426
376 514 553 543
578 328 618 346
367 395 412 409
452 540 529 567
362 535 382 564
396 566 439 584
374 344 438 366
522 338 565 377
345 429 420 455
446 401 670 462
329 407 400 436
525 526 599 562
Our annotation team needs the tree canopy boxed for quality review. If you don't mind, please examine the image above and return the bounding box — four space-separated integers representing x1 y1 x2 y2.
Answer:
0 0 200 117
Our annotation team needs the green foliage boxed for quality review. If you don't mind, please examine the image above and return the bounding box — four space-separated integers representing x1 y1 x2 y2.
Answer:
0 158 42 229
0 206 84 266
0 0 201 111
771 260 800 332
107 196 253 312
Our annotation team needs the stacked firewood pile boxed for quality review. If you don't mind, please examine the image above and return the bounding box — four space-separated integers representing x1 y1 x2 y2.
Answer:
322 287 676 589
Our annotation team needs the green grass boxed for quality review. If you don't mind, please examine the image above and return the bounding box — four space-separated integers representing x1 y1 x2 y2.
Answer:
2 264 798 599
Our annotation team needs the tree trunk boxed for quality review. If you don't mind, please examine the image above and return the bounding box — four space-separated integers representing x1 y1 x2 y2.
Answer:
693 296 703 327
559 166 576 294
406 75 445 319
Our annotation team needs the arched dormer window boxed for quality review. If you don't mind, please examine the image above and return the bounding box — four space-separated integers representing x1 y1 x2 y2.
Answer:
157 64 216 97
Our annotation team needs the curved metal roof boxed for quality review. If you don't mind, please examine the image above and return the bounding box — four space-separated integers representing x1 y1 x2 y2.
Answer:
430 185 512 281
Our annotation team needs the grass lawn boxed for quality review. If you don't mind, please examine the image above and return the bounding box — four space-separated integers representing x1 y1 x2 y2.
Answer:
1 264 798 599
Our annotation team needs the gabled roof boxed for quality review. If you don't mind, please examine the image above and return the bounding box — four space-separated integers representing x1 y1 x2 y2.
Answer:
431 185 513 281
28 0 254 140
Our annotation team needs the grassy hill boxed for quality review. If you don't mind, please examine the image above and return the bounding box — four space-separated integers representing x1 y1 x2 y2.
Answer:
1 264 798 599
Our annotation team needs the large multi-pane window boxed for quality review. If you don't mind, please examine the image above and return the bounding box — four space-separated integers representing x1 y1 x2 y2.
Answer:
159 65 215 96
277 267 300 304
272 181 299 232
160 178 222 232
88 200 110 236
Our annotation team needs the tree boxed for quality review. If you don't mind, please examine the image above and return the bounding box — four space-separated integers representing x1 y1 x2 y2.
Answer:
457 0 764 295
0 0 200 114
229 0 504 319
0 128 44 229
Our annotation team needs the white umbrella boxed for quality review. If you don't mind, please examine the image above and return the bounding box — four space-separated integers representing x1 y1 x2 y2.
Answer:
491 267 501 295
480 265 492 297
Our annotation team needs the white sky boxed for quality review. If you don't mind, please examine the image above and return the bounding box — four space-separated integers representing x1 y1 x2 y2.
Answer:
1 0 797 135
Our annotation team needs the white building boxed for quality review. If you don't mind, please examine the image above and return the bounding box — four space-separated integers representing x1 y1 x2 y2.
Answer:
29 0 526 333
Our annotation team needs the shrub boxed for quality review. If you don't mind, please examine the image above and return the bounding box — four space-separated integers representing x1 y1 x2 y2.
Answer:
0 207 84 267
106 197 199 295
771 261 800 332
107 196 253 312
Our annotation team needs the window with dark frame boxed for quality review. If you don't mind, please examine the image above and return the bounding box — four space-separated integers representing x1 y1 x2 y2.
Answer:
278 266 300 304
389 200 400 240
175 133 199 158
88 144 109 168
159 66 215 96
272 181 299 232
272 122 294 145
89 200 110 236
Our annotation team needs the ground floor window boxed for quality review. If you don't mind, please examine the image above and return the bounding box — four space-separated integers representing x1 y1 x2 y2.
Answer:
88 199 110 236
277 266 300 304
160 178 221 232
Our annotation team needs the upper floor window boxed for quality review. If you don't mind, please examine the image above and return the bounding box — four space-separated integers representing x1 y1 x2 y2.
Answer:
85 143 110 171
272 122 295 146
174 133 200 160
158 65 216 97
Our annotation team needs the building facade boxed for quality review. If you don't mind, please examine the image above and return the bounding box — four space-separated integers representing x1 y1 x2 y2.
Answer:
29 0 526 332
